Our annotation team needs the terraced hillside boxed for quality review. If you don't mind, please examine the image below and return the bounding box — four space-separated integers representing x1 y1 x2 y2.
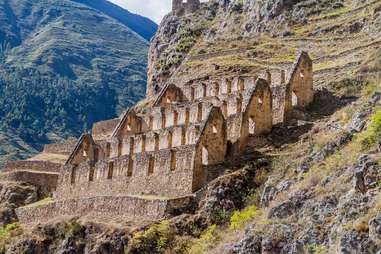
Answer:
148 0 381 95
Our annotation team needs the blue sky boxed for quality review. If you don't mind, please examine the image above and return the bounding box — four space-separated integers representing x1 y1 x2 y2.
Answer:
110 0 172 24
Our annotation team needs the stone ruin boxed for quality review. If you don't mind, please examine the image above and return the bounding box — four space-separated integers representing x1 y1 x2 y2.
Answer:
13 51 314 224
172 0 201 16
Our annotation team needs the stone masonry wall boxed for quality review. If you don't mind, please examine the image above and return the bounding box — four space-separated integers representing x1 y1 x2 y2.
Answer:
4 160 62 173
43 140 78 155
55 145 196 199
92 118 119 140
16 195 194 225
0 171 59 192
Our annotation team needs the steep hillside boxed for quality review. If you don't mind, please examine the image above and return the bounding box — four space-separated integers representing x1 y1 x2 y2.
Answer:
147 0 381 94
0 0 157 166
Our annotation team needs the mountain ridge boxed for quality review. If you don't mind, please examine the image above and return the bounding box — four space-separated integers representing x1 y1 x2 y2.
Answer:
0 0 157 167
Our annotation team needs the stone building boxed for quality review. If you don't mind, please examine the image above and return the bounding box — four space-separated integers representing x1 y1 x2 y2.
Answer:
56 52 312 200
15 51 314 224
271 51 314 124
56 104 227 199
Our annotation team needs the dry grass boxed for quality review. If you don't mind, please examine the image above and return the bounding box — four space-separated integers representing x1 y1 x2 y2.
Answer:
21 197 54 208
29 153 68 164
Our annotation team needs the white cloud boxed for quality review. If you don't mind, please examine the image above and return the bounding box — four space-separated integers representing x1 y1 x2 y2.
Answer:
109 0 172 24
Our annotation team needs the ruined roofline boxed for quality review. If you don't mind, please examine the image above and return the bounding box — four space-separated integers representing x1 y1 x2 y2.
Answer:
196 106 224 147
286 51 312 85
65 133 94 166
112 103 216 138
242 78 272 113
109 144 198 160
111 108 135 138
153 83 186 107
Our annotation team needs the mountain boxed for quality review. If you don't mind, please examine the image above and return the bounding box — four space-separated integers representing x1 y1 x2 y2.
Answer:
0 0 157 166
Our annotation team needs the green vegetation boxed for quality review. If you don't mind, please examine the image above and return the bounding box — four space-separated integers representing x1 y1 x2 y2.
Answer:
313 6 352 20
230 205 259 230
129 220 174 252
0 223 20 240
357 110 381 150
304 243 328 254
0 223 22 253
186 224 221 254
66 220 85 237
21 197 54 208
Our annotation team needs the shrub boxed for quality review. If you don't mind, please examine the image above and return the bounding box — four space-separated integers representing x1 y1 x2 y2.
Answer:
304 243 328 254
129 220 174 253
357 110 381 150
230 205 258 230
0 223 22 252
0 223 20 240
186 224 221 254
21 197 53 208
66 219 85 237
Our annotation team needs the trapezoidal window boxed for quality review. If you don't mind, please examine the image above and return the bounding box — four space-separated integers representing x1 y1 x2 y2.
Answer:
181 128 186 145
170 150 176 171
212 125 218 134
236 97 242 113
118 140 122 157
190 87 195 101
106 143 111 158
185 108 190 125
226 80 232 94
222 101 228 116
202 84 207 97
148 156 155 175
149 116 153 130
173 110 179 126
292 91 298 107
89 166 95 182
197 103 203 122
107 161 114 179
129 137 135 154
94 148 99 162
167 131 173 148
127 159 133 177
154 134 160 151
162 112 167 128
215 83 220 96
141 135 146 152
202 146 209 166
249 116 256 135
71 166 77 185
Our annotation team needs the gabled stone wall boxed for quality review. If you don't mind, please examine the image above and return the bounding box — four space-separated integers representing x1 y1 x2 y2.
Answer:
43 140 77 155
92 118 119 140
4 160 62 173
